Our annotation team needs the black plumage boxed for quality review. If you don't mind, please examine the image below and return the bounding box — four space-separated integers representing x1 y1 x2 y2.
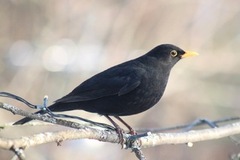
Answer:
14 44 198 141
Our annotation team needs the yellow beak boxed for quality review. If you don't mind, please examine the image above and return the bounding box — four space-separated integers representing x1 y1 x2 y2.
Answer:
181 51 199 58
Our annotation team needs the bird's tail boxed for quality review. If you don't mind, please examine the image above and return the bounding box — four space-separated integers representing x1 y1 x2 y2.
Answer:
0 91 53 125
13 103 60 125
0 92 78 125
13 110 45 125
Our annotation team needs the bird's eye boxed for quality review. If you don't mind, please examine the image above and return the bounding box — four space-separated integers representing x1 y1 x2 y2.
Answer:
170 50 178 57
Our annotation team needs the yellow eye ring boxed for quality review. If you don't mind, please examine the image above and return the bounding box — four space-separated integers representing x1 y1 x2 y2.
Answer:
170 50 178 57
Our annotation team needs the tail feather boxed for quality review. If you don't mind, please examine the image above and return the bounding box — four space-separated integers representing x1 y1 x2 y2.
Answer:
13 103 71 125
13 110 44 125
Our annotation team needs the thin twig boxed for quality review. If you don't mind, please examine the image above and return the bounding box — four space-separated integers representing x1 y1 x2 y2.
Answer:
10 147 26 160
132 148 146 160
136 117 240 133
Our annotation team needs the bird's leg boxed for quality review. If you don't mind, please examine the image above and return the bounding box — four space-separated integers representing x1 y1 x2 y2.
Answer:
114 116 137 135
105 115 125 146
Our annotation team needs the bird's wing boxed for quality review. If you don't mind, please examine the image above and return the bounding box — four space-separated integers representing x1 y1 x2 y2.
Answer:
55 65 145 103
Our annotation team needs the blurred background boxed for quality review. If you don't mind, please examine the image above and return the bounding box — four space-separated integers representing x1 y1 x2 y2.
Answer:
0 0 240 159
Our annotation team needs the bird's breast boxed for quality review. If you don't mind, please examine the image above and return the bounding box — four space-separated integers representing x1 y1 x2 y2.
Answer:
118 74 168 115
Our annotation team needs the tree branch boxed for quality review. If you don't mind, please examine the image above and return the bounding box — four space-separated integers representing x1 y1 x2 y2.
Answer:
140 121 240 147
1 121 240 149
1 102 240 159
0 129 118 150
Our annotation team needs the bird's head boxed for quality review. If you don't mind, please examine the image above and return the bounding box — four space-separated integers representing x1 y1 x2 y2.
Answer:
145 44 198 68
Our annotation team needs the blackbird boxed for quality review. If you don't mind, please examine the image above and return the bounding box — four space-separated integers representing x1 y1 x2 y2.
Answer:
14 44 198 142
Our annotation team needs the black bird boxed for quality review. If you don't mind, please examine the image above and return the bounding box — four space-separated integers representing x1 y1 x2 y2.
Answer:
14 44 198 142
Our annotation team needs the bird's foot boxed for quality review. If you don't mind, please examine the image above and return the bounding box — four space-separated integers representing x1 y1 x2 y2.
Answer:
128 128 137 135
125 132 152 149
115 127 138 148
114 127 125 148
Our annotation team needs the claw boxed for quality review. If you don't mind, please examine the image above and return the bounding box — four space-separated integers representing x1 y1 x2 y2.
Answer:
115 127 125 148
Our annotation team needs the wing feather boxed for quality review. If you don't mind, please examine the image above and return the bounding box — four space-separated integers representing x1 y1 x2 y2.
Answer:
55 64 145 103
